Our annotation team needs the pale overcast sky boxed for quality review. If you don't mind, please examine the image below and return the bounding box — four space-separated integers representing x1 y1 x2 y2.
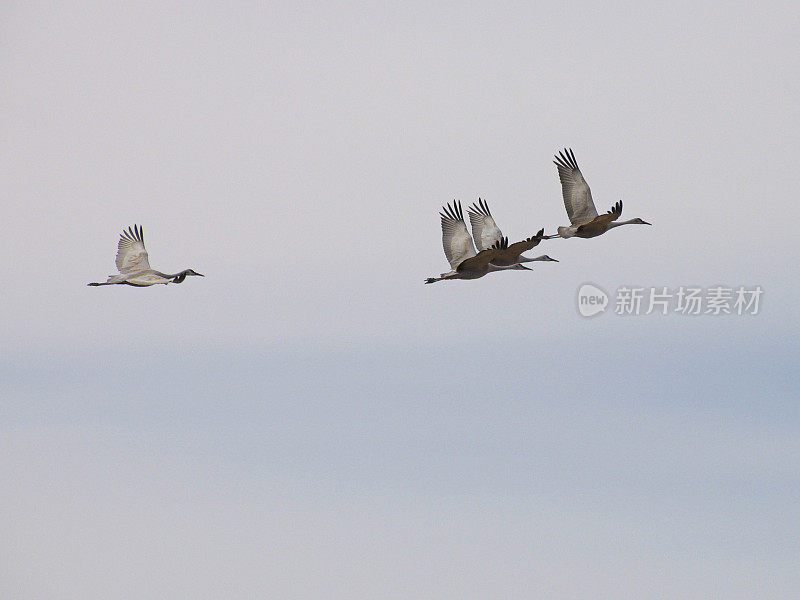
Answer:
2 2 799 599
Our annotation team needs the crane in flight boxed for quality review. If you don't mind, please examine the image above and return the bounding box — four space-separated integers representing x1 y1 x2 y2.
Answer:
425 201 554 284
547 148 650 239
88 225 203 287
467 198 556 267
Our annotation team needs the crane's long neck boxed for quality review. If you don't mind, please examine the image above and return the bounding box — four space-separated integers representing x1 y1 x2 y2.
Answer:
518 254 552 264
487 263 523 273
608 219 638 229
156 269 189 283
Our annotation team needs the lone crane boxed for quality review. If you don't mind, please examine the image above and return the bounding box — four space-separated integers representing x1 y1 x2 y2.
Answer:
548 148 650 239
88 225 203 287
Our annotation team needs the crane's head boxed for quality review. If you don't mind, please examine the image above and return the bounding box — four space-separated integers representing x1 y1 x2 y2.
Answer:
533 254 558 262
629 218 651 225
172 269 204 283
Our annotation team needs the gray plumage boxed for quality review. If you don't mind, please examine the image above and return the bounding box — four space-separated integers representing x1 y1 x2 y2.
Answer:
548 148 651 238
425 201 545 284
467 198 553 266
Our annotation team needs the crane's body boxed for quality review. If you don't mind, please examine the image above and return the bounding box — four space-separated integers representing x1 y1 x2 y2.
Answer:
548 148 650 239
467 198 556 267
88 225 203 287
425 200 556 284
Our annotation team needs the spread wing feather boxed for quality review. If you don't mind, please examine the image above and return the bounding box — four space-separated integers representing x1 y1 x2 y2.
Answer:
578 200 623 231
440 201 477 269
504 229 545 258
115 224 151 273
467 198 503 251
554 148 599 226
456 245 503 273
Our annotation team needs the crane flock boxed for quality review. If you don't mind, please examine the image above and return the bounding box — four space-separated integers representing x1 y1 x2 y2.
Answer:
425 148 651 284
87 148 649 289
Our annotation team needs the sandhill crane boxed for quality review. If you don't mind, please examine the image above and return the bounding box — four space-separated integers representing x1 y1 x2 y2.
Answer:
467 198 555 266
88 225 203 287
489 235 558 267
547 148 650 239
425 201 527 284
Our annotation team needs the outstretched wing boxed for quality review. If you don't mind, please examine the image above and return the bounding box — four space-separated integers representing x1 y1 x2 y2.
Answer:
554 148 599 226
115 225 151 273
440 201 477 270
467 198 503 251
504 229 545 259
580 200 623 231
456 245 503 274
